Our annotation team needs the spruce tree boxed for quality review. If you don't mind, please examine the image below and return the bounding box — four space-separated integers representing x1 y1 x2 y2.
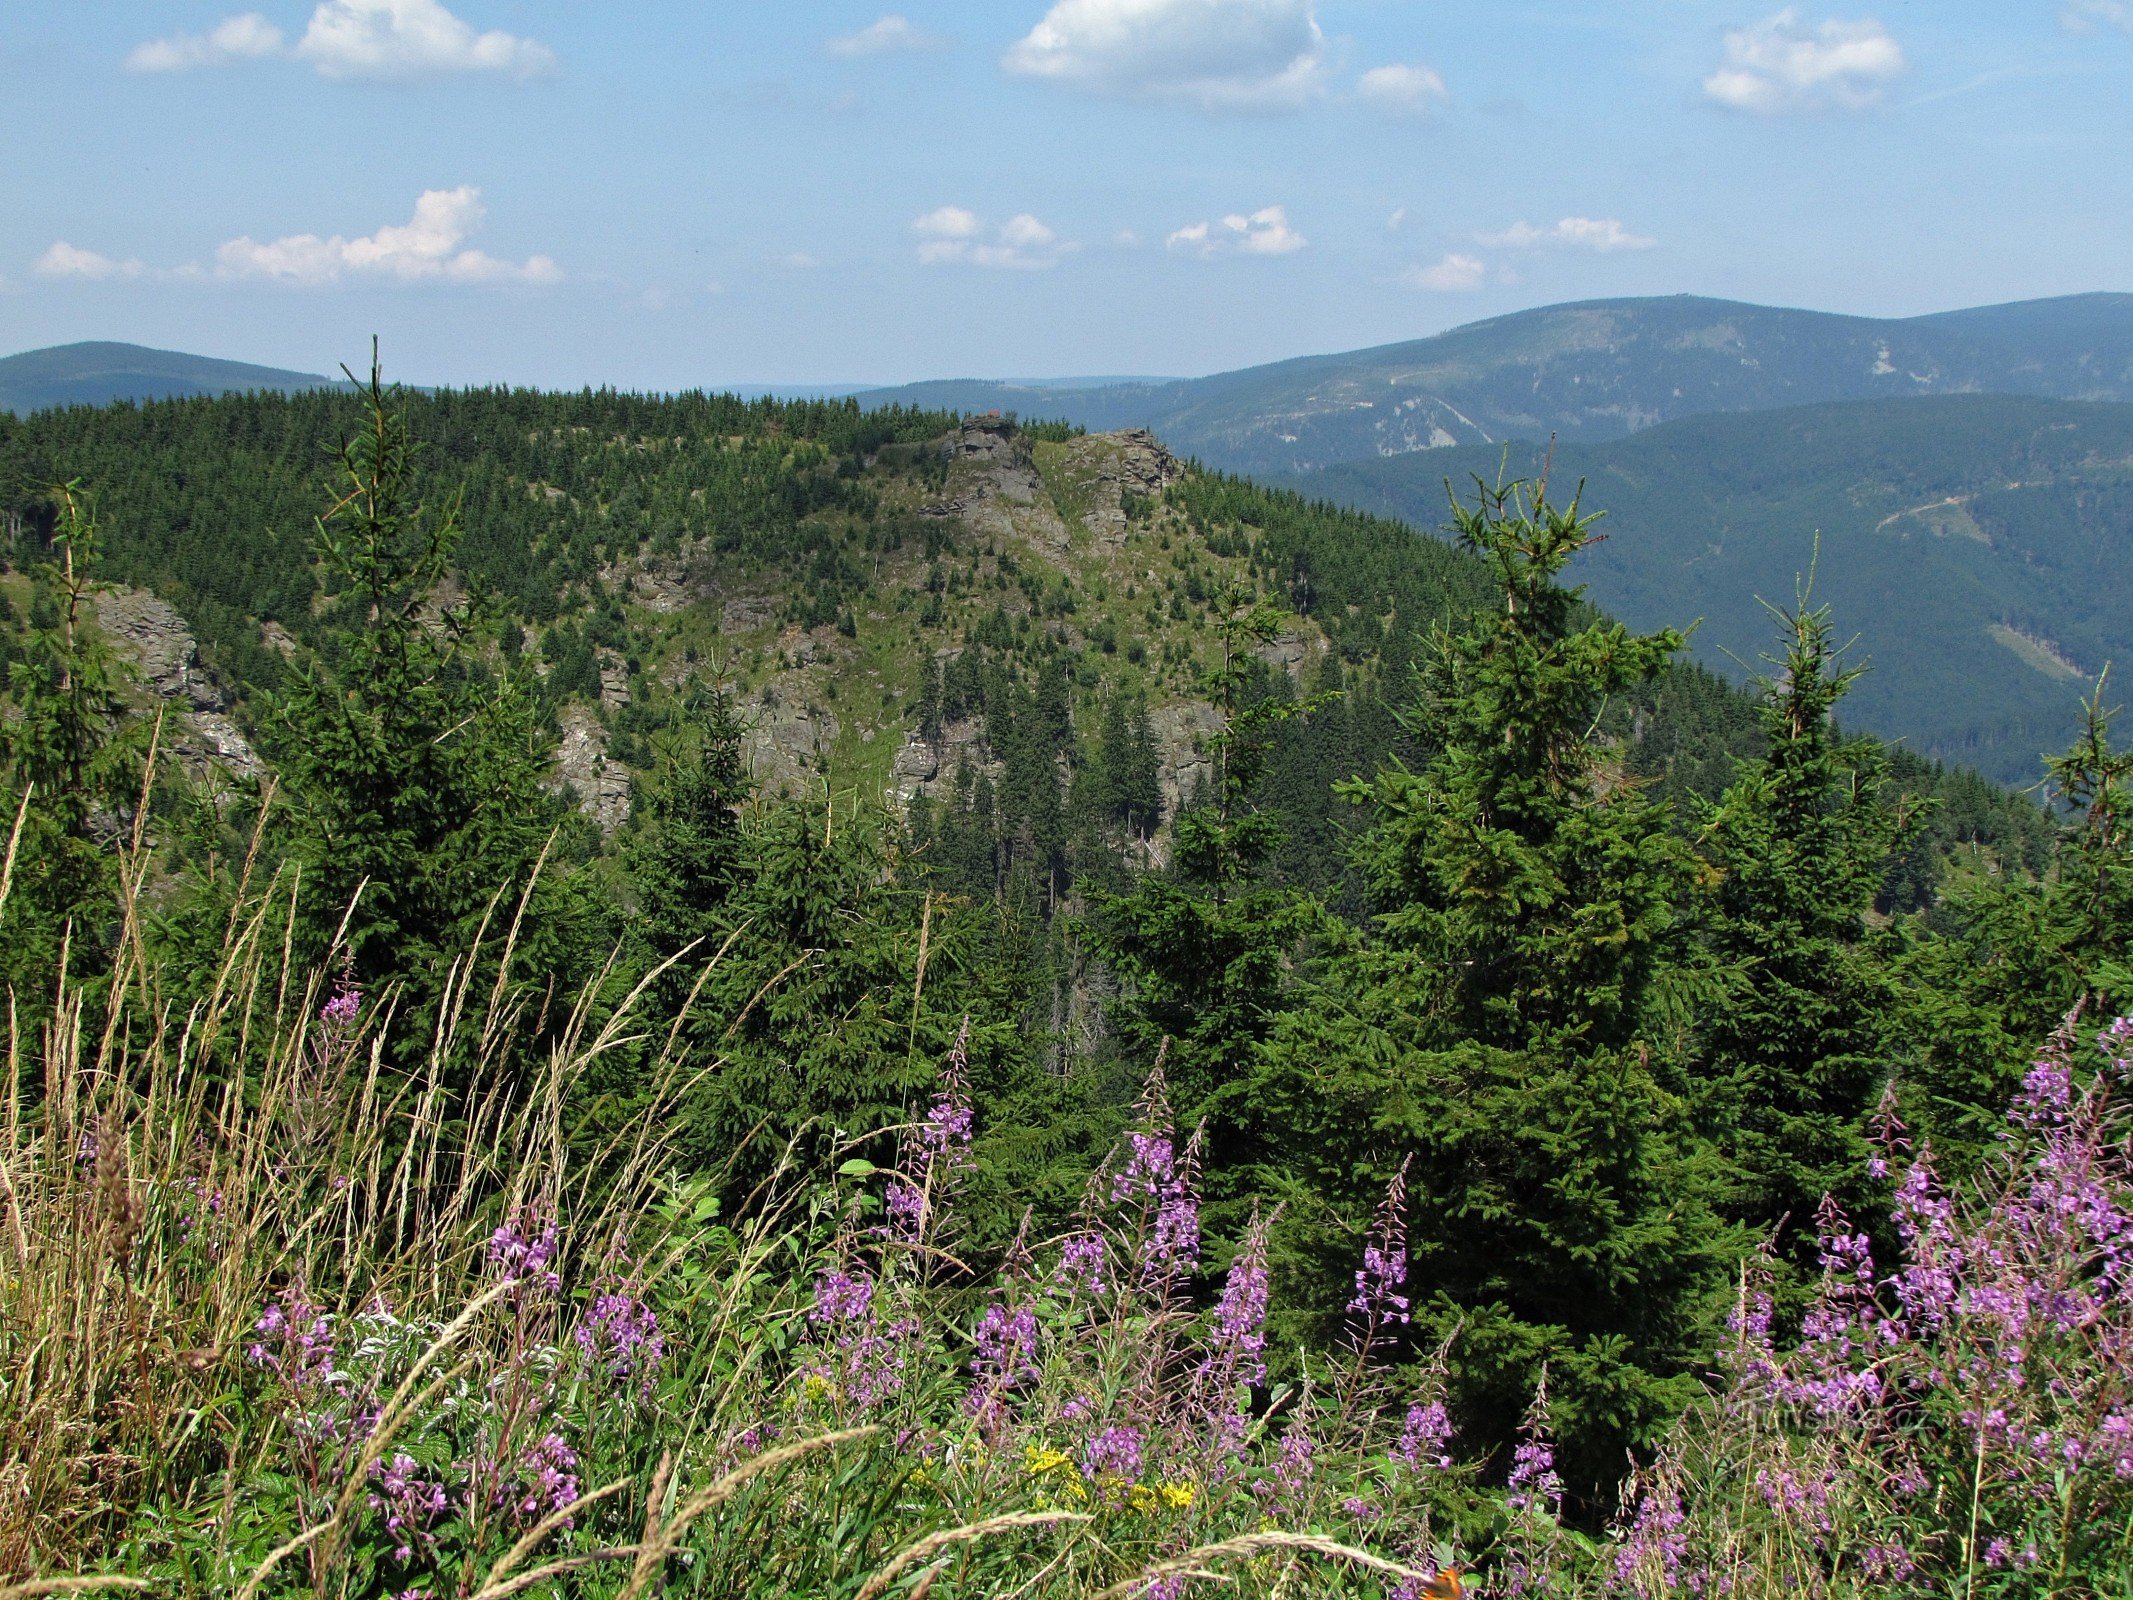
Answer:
265 356 565 988
0 484 143 992
1698 595 1911 1260
1239 475 1730 1496
1093 584 1325 1116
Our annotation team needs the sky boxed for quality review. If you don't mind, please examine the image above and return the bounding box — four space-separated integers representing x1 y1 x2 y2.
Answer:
2 0 2130 389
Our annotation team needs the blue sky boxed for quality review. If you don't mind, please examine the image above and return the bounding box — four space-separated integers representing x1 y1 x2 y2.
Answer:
3 0 2129 388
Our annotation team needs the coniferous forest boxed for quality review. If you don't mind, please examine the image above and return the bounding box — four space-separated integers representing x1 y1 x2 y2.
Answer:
2 365 2129 1597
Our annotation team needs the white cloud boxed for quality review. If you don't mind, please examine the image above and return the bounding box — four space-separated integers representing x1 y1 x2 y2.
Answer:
2062 0 2132 32
913 205 982 241
1168 204 1306 256
999 213 1056 249
1114 228 1143 246
215 187 559 285
1703 9 1905 114
914 206 1068 268
36 242 147 280
827 15 942 56
125 1 554 79
1357 62 1446 115
1003 0 1328 112
1387 206 1407 231
778 252 821 269
1480 216 1656 252
1404 252 1486 291
296 0 555 79
126 12 286 72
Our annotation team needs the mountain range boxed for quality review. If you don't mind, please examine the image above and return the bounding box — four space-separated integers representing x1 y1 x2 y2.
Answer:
0 342 338 415
851 293 2133 475
6 290 2133 787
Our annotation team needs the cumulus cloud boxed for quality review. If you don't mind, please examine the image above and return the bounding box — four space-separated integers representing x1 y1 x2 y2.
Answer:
1357 62 1446 115
1403 252 1486 292
296 0 555 78
1004 0 1328 112
125 0 555 79
1703 9 1905 113
1165 205 1305 256
827 15 942 56
913 206 1068 268
2062 0 2132 32
126 12 286 71
1480 216 1656 252
215 187 560 285
35 242 148 280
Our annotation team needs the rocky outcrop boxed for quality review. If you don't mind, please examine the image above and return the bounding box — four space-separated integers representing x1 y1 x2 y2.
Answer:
91 587 220 709
923 419 1066 552
740 692 841 794
552 704 631 831
90 585 264 780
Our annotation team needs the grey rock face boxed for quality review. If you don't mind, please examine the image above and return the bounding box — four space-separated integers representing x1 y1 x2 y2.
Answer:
552 704 631 831
90 584 264 779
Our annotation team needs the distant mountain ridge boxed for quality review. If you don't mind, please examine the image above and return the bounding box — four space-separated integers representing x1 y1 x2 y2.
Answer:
1299 392 2133 786
852 293 2133 475
0 342 338 415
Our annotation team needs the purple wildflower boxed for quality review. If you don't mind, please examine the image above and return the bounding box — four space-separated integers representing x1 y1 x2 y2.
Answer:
574 1281 665 1400
509 1431 580 1524
487 1215 561 1293
1204 1209 1273 1390
1082 1423 1144 1482
249 1291 337 1392
970 1301 1040 1392
320 984 361 1031
1349 1156 1412 1345
368 1452 449 1563
1506 1381 1563 1519
1392 1398 1453 1472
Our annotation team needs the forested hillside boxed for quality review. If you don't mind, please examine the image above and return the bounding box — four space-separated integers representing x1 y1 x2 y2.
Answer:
3 371 2129 1595
1302 393 2133 787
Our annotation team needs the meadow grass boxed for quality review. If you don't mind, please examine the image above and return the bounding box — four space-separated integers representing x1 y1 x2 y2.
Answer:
3 811 2130 1596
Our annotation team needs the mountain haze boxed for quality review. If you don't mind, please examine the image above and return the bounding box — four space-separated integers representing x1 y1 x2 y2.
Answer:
855 293 2133 475
0 341 338 415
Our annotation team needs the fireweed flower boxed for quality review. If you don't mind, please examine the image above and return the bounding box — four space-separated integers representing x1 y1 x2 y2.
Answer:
487 1215 561 1293
884 1019 977 1248
505 1431 581 1524
368 1452 448 1563
1052 1230 1109 1300
1505 1382 1563 1518
250 1291 338 1393
804 1262 914 1411
1082 1423 1144 1483
1391 1397 1453 1472
574 1279 664 1401
1349 1157 1413 1352
320 983 361 1031
969 1301 1039 1393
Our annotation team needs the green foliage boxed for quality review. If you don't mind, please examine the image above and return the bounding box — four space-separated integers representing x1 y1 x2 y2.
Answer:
261 358 573 988
0 483 144 993
1696 592 1913 1261
1238 475 1730 1495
